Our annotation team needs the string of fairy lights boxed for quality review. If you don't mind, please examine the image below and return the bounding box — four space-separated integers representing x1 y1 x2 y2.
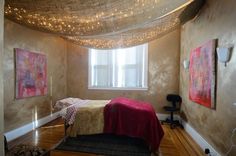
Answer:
4 0 199 49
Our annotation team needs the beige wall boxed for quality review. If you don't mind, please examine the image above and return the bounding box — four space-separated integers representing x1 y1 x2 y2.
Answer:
4 18 180 134
67 29 180 112
0 0 5 155
180 0 236 154
4 19 67 132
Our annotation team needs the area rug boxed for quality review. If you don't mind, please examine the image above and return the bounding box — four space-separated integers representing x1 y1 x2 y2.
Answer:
55 134 151 156
6 144 49 156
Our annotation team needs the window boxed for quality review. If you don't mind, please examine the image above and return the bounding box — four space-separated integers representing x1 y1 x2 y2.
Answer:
88 44 148 90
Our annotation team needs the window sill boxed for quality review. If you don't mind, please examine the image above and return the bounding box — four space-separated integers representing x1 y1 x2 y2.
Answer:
88 87 148 91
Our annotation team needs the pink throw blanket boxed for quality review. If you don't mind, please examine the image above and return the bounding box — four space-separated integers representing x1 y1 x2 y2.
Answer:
104 97 164 151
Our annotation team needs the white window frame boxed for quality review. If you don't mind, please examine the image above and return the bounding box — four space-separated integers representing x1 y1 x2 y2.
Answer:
88 44 148 90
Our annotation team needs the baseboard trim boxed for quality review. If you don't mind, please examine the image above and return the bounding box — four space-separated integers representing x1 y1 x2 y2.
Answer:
157 113 220 156
156 113 180 121
181 120 221 156
4 111 61 142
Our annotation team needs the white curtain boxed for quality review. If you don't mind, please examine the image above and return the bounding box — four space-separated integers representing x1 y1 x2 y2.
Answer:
89 44 148 89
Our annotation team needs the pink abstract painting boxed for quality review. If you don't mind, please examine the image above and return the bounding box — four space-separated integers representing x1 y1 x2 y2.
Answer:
15 48 47 99
189 40 216 109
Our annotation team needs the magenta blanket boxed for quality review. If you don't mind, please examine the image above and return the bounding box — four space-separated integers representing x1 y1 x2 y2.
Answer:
104 97 164 151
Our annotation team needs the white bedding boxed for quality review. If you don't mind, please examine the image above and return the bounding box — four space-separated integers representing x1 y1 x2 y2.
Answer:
55 98 90 125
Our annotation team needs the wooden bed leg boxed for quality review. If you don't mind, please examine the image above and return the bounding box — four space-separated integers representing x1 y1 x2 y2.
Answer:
151 150 159 156
63 119 69 142
150 146 159 156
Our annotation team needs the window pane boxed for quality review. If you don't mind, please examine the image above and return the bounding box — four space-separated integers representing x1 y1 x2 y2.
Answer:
93 65 109 87
91 49 109 65
89 44 148 90
124 65 137 87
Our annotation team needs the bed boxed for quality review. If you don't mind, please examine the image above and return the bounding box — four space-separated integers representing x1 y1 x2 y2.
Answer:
55 98 110 136
55 97 164 151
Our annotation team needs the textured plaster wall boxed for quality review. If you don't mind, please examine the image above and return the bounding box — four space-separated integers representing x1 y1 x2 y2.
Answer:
4 19 67 132
180 0 236 154
67 29 180 113
0 0 5 155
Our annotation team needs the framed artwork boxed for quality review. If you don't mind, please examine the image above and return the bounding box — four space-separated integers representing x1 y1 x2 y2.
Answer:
15 48 47 99
189 39 216 109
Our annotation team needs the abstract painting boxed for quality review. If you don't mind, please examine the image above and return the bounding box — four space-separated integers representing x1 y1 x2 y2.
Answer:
189 40 216 109
15 48 47 99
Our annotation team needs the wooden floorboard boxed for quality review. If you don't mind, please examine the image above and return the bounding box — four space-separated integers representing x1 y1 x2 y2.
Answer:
6 118 205 156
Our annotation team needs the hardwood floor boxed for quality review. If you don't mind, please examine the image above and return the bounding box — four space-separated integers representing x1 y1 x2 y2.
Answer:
6 118 204 156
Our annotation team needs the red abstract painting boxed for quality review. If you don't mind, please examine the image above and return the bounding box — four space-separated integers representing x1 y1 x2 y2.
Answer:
189 40 216 109
15 48 47 99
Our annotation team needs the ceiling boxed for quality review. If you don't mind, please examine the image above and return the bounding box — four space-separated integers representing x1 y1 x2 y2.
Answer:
4 0 205 49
